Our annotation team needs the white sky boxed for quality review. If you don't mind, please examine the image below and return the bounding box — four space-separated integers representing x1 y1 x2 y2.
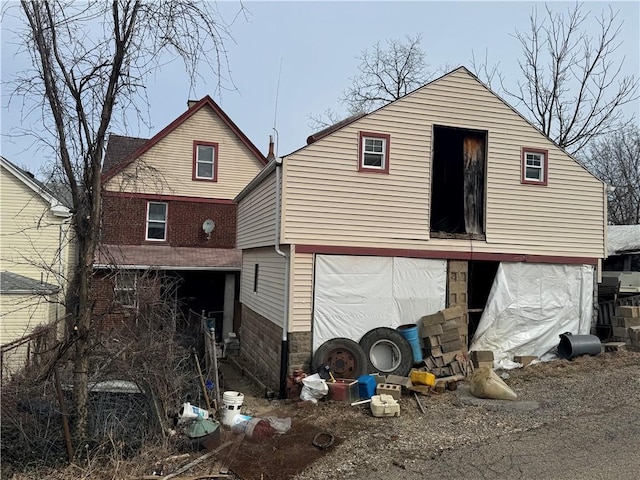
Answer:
1 0 639 174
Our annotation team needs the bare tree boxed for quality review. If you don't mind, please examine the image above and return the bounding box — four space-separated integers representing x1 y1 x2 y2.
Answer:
509 3 638 154
7 0 241 441
309 34 430 129
583 124 640 225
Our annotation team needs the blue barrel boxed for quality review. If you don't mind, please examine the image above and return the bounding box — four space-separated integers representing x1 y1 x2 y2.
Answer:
397 324 423 364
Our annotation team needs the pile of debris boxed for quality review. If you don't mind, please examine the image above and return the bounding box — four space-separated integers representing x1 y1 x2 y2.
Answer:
419 306 473 378
610 305 640 348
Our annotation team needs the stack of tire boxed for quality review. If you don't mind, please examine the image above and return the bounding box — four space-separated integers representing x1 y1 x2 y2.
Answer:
312 328 414 379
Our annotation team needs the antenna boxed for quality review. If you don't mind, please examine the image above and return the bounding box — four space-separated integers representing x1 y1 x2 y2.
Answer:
273 57 284 133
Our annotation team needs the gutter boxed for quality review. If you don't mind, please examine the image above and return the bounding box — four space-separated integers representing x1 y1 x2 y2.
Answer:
274 155 291 399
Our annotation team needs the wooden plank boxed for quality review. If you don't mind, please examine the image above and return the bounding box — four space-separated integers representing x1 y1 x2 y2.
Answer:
160 441 233 480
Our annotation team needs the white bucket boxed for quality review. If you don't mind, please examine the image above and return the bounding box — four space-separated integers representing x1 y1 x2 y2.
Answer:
221 391 245 426
178 402 210 423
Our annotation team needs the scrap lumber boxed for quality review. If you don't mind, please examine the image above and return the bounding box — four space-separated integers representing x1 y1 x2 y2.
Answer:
160 441 233 480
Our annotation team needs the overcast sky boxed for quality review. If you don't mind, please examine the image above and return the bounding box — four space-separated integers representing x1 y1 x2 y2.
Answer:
1 1 638 175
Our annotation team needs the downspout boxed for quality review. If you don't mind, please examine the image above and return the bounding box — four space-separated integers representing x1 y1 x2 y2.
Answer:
274 154 290 399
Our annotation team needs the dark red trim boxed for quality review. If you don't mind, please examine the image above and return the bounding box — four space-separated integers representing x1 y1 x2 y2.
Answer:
192 140 219 182
103 190 235 205
521 147 548 186
102 96 267 182
295 244 598 265
358 131 390 174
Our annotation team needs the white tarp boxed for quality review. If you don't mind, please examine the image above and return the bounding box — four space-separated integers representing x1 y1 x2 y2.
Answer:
313 255 446 351
470 263 594 369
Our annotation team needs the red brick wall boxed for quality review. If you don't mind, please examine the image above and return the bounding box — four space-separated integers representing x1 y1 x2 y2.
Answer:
101 193 236 248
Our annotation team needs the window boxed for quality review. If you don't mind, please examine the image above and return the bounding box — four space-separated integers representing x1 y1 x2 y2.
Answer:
193 141 218 181
114 271 137 308
521 148 548 185
146 202 167 241
253 264 259 293
358 132 390 173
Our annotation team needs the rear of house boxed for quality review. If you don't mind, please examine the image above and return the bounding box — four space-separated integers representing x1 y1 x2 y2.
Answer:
235 67 606 393
96 97 267 340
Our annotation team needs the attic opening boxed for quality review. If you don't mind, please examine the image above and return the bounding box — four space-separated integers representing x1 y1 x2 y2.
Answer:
430 125 487 237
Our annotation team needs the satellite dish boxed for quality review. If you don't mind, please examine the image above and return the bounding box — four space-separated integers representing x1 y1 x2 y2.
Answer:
202 219 215 239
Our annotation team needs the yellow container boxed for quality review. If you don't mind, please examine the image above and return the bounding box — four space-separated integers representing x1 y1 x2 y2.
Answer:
410 369 436 387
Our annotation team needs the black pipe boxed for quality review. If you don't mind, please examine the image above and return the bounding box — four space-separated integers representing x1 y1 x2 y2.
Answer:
278 339 289 399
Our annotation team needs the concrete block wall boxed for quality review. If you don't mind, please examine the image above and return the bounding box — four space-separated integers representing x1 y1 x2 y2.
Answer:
238 305 282 390
447 260 469 344
288 331 312 375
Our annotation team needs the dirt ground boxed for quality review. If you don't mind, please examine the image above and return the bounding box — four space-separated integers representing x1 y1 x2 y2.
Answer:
7 348 640 479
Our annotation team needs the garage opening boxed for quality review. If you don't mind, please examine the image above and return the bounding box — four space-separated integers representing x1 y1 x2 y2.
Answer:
430 125 487 237
467 260 499 343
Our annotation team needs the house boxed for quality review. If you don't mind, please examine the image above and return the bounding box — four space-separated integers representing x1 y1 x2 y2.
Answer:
235 67 606 391
601 225 640 297
96 97 268 339
0 156 75 378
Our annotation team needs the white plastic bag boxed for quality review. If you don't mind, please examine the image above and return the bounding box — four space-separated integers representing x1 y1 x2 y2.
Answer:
300 373 328 403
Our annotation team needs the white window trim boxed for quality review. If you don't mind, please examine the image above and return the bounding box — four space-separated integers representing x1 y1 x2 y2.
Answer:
361 136 386 170
146 201 167 241
524 151 545 183
195 144 215 180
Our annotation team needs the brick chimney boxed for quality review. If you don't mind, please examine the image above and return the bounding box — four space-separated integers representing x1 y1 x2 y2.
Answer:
266 135 275 161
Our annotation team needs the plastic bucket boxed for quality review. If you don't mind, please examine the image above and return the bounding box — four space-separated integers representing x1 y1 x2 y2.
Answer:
557 332 602 360
397 324 423 363
178 402 210 422
221 391 245 427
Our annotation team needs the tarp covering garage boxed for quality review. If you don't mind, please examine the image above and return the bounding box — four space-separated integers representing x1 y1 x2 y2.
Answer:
470 263 594 368
313 255 447 351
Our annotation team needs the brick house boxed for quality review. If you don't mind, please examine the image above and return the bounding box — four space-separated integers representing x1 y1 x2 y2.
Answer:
95 97 267 338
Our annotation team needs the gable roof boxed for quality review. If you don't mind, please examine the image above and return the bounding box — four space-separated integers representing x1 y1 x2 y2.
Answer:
284 66 602 185
0 156 71 217
0 271 59 294
102 96 267 182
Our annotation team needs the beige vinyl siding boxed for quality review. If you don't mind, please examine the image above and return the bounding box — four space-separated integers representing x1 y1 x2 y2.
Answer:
240 247 287 327
106 107 263 199
0 167 74 288
289 246 313 332
237 171 277 249
282 68 605 259
1 293 57 378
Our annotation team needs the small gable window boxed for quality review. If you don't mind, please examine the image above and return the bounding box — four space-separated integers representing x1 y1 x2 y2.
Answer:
359 131 390 173
146 201 167 241
193 141 218 181
521 148 548 185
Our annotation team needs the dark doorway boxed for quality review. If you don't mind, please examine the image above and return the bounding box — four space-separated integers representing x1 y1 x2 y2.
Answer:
431 125 487 235
467 261 499 343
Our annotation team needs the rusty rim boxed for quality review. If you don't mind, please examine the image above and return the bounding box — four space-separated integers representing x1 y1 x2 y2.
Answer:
324 348 359 377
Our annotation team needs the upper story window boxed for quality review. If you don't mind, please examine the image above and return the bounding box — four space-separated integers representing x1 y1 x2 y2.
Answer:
146 201 167 241
521 148 548 185
193 141 219 181
358 131 390 174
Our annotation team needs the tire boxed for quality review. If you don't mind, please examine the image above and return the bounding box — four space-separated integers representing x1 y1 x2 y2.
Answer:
312 338 368 379
359 327 414 376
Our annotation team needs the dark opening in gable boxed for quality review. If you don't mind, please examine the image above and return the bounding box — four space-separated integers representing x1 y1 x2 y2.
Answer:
430 125 487 237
